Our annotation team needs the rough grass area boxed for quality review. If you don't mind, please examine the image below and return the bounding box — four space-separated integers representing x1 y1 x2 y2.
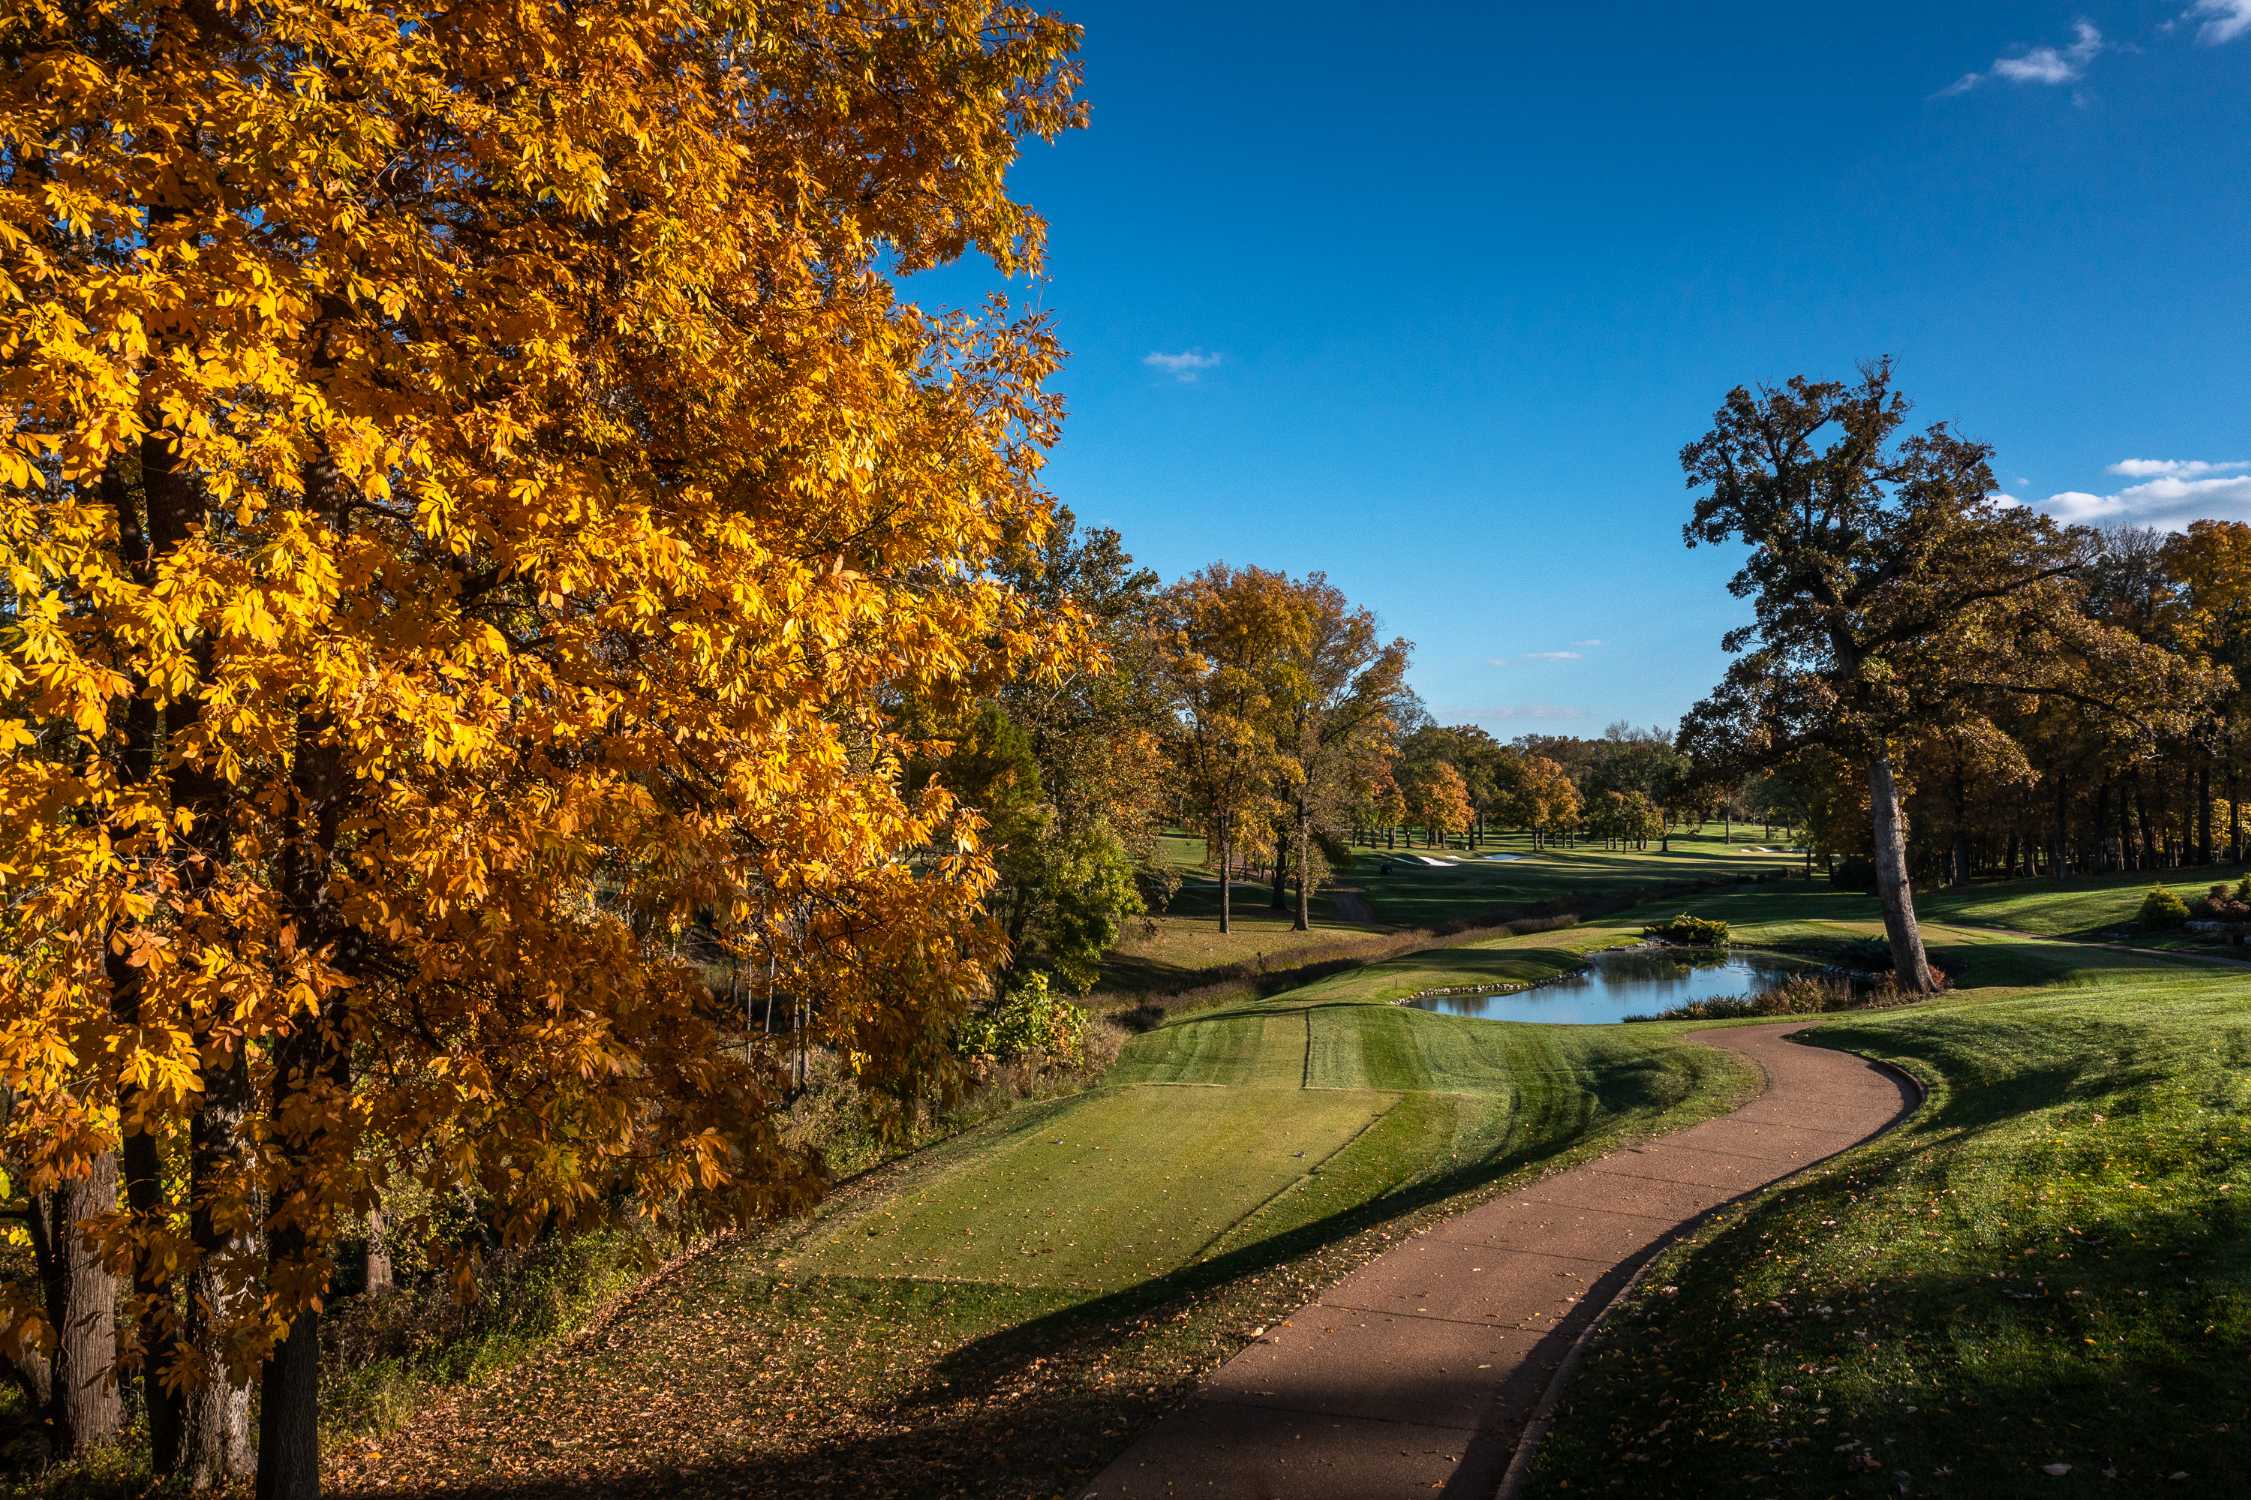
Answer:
1524 939 2251 1499
334 989 1756 1497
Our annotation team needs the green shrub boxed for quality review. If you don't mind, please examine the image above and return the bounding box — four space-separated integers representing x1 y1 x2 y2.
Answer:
2140 884 2192 930
954 971 1086 1065
1641 912 1729 947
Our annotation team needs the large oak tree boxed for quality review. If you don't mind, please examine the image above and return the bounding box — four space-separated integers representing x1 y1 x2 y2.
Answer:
1678 361 2202 990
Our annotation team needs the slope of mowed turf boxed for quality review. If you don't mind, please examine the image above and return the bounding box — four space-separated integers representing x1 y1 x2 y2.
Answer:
1349 833 1800 926
786 1083 1394 1291
1526 944 2251 1499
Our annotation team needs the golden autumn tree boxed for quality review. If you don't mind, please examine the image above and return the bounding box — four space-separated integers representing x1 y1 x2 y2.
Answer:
0 3 1086 1495
1160 565 1308 934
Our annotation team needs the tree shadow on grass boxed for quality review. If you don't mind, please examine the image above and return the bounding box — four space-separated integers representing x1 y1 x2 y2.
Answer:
351 1049 1700 1500
1521 1132 2251 1499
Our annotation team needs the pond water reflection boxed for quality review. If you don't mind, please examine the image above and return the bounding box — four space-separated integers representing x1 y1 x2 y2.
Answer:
1407 946 1814 1025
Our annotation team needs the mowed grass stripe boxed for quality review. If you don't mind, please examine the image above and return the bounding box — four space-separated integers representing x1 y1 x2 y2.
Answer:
786 1084 1392 1292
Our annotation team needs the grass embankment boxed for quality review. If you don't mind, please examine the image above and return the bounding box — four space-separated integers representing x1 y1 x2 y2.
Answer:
1523 931 2251 1496
336 977 1755 1497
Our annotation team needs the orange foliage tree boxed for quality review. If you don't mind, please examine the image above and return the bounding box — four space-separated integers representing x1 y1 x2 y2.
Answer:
0 2 1085 1493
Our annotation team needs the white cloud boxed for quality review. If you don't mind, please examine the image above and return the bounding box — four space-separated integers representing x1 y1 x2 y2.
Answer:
2037 470 2251 531
1994 19 2104 82
1570 638 1605 648
1947 19 2104 93
1523 650 1584 662
2188 1 2251 45
1143 349 1222 383
2106 457 2251 479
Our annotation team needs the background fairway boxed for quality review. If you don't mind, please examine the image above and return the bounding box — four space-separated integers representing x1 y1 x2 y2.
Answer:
1346 830 1802 927
1098 829 1803 1001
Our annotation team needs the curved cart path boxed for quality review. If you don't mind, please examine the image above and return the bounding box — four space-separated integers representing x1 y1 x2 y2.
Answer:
1080 1021 1918 1499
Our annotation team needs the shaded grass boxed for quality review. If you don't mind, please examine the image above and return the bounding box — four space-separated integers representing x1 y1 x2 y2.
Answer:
1525 942 2251 1499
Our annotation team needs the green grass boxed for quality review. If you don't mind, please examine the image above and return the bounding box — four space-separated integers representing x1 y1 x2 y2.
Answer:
1923 862 2251 949
346 869 2251 1498
789 1085 1391 1291
350 977 1757 1496
1525 933 2251 1498
1348 829 1801 927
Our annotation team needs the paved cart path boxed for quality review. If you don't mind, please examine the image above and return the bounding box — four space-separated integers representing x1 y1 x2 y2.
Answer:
1081 1021 1918 1499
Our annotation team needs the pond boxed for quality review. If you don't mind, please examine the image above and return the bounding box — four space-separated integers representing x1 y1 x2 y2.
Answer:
1406 946 1815 1025
1481 853 1526 862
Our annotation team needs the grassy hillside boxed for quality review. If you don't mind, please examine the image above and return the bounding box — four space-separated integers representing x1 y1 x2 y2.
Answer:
1525 935 2251 1497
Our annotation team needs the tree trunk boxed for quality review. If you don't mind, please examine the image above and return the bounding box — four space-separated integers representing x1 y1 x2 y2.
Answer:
1868 753 1937 992
256 1306 320 1500
37 1157 121 1457
2051 773 2070 883
2134 774 2156 870
1217 816 1232 934
357 1209 394 1298
1293 798 1312 932
2200 759 2214 866
181 1052 255 1489
1950 764 1971 890
2232 755 2242 866
1269 820 1289 911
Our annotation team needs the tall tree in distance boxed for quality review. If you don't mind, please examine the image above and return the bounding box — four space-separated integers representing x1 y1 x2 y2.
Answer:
1678 361 2200 991
1402 760 1474 851
1273 576 1410 928
1162 565 1302 933
1504 754 1582 849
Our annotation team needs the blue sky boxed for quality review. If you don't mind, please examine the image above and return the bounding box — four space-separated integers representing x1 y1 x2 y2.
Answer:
911 1 2251 735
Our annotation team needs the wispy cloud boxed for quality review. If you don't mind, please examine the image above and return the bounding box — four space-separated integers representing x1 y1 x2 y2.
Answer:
2107 457 2251 479
1943 19 2104 94
2188 1 2251 45
1570 638 1604 648
2034 458 2251 530
1522 650 1584 663
1143 349 1223 383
